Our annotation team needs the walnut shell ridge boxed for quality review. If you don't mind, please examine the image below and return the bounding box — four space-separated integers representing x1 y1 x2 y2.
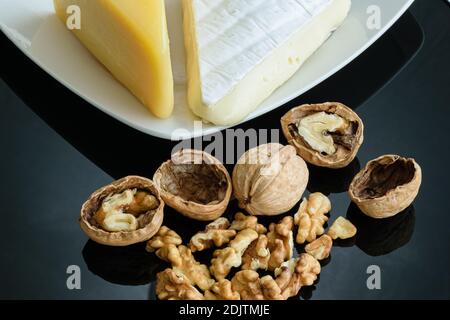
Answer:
232 143 309 216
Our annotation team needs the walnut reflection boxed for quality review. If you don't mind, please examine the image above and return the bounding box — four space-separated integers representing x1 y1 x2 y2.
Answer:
82 240 165 286
346 203 415 256
307 158 360 195
298 274 320 300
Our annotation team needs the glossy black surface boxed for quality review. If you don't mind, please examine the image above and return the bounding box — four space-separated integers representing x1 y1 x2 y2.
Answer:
0 0 449 300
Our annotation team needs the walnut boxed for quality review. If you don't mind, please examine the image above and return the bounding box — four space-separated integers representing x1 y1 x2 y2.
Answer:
267 216 294 270
230 212 267 234
229 271 284 300
156 268 204 300
294 193 331 244
274 253 321 299
297 112 350 155
93 189 161 233
242 234 270 271
349 155 422 219
127 191 160 216
153 149 232 221
146 226 182 253
93 189 138 232
231 270 265 300
189 218 236 252
295 254 321 286
305 235 333 260
281 102 364 168
210 229 258 280
260 276 284 300
156 244 214 291
328 217 357 240
101 213 138 232
232 143 309 216
204 279 240 300
80 176 164 246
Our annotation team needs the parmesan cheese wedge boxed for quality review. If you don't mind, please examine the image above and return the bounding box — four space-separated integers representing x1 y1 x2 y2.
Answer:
54 0 174 118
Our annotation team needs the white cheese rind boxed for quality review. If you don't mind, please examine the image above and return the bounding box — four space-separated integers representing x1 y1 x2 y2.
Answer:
184 0 351 125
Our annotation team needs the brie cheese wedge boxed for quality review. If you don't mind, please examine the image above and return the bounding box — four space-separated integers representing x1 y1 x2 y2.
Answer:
183 0 351 125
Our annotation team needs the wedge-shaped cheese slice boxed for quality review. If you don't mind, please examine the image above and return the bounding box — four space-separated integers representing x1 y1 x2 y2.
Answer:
54 0 174 118
183 0 351 125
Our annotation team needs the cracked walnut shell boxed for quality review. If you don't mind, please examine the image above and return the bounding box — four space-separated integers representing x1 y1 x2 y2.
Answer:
232 143 308 216
349 155 422 219
80 176 164 246
153 149 232 221
281 102 364 168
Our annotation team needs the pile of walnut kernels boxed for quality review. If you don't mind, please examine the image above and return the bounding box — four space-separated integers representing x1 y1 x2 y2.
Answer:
146 192 357 300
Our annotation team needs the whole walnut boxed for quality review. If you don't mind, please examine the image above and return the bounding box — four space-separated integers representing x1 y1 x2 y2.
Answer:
232 144 309 216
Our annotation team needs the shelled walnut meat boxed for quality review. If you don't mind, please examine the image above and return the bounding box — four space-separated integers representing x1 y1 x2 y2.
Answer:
281 102 364 168
204 279 240 300
210 229 258 280
189 218 236 252
267 216 294 270
80 176 164 246
304 235 333 260
231 270 277 300
153 149 232 221
349 155 422 219
274 254 321 299
156 268 204 300
328 217 357 240
146 226 182 254
232 143 309 216
294 192 331 244
156 243 215 291
242 234 270 271
230 212 267 234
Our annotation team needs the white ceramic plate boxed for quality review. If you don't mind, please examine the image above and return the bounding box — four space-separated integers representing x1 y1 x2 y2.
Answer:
0 0 414 140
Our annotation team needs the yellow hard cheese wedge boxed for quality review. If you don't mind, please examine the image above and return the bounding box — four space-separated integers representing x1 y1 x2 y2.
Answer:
54 0 174 118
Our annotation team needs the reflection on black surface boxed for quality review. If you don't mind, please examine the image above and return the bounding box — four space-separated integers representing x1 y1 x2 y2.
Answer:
82 240 165 286
346 203 415 256
319 254 332 268
148 281 157 300
299 275 320 300
307 158 360 195
0 12 423 180
333 237 356 248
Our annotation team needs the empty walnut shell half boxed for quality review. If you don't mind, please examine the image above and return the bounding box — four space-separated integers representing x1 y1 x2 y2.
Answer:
281 102 364 168
349 155 422 219
80 176 164 246
153 149 232 221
